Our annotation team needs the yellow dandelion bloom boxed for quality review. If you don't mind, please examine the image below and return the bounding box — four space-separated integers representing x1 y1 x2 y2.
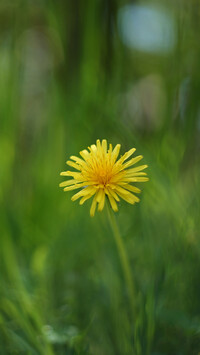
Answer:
59 139 149 217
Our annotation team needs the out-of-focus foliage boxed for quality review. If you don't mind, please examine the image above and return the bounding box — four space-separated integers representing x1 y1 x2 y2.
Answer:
0 0 200 354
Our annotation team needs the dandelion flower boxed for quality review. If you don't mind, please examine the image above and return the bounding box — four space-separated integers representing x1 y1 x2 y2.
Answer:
60 139 149 217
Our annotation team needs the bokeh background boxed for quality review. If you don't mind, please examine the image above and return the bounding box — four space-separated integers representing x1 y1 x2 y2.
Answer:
1 0 200 354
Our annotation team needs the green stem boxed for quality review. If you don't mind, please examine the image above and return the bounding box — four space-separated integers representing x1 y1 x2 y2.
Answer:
106 203 135 316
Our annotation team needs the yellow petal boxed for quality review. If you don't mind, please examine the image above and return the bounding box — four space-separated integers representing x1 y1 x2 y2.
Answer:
107 187 120 201
96 139 101 150
59 179 76 187
90 194 97 217
122 156 143 169
108 143 113 154
60 171 71 176
119 184 141 194
71 186 96 201
114 185 130 195
117 191 139 204
98 192 105 211
102 139 107 154
126 172 147 176
70 155 86 166
126 165 148 174
96 188 104 203
117 147 136 164
109 172 126 183
60 171 81 179
111 144 121 164
79 191 96 205
66 161 81 170
79 149 90 160
108 194 118 212
64 184 83 191
90 144 97 153
124 177 149 182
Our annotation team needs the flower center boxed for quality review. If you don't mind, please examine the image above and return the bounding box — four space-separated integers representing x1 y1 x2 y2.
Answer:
96 168 111 185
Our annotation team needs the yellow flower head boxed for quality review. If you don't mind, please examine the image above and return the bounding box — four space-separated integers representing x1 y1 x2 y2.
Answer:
60 139 149 217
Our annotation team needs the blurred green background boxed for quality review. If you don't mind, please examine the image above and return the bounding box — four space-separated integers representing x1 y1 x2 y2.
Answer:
1 0 200 354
